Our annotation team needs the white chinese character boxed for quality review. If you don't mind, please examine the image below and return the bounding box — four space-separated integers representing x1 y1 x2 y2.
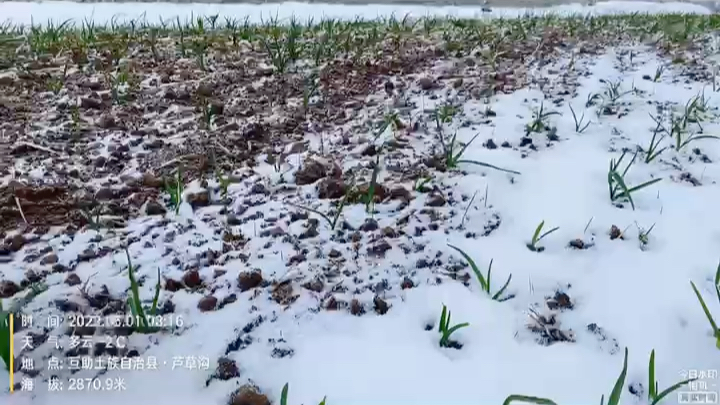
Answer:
185 356 197 370
120 357 132 370
47 377 62 392
709 370 718 380
81 356 93 370
20 377 34 391
21 315 32 328
81 336 93 348
47 336 61 350
146 356 158 370
21 335 33 350
21 357 34 371
171 356 184 370
701 370 708 379
113 377 127 391
107 356 120 370
47 356 60 371
94 357 106 370
47 315 60 329
198 356 210 370
134 357 144 370
68 335 80 349
690 370 699 379
68 357 81 370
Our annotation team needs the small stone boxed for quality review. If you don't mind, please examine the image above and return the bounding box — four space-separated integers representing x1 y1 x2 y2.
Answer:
425 193 446 207
609 225 622 240
41 253 58 265
65 273 82 286
8 234 25 252
568 239 585 249
238 271 263 292
302 279 324 293
259 226 285 238
214 357 240 380
294 160 326 185
373 296 389 315
186 191 210 209
142 172 164 188
0 280 20 298
317 178 345 199
165 279 183 292
367 239 392 257
417 76 435 91
359 218 379 232
401 277 414 289
182 270 203 288
382 227 399 238
145 200 167 216
80 97 103 109
328 249 342 258
350 299 364 316
197 295 218 312
228 384 270 405
94 187 115 201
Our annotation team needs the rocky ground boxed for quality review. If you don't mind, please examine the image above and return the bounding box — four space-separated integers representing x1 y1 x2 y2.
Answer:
1 11 720 405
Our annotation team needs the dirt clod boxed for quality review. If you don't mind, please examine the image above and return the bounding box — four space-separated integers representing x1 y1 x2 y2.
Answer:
197 295 218 312
214 357 240 381
238 270 263 292
64 273 82 286
228 384 270 405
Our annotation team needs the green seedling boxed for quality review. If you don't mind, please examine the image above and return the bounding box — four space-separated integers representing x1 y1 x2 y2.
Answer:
124 248 161 334
81 201 103 231
164 167 184 215
302 75 320 112
525 102 560 135
439 132 520 175
435 103 458 125
603 79 632 104
47 75 64 95
600 348 629 405
364 152 382 215
653 65 665 82
437 304 470 348
0 301 10 371
201 100 216 130
448 244 512 301
647 349 695 405
689 261 720 349
459 190 478 228
527 220 559 252
216 170 231 203
280 383 327 405
636 222 656 249
374 111 403 143
569 104 591 133
644 117 669 163
287 186 352 231
414 176 432 193
608 151 662 210
586 92 603 108
502 396 558 405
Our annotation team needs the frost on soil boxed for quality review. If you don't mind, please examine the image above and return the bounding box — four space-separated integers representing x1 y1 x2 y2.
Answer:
1 11 720 405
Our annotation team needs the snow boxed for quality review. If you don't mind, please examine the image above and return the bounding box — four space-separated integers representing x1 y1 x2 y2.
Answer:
2 2 720 405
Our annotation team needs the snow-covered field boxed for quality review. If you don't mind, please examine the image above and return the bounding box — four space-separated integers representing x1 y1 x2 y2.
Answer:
1 3 720 405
